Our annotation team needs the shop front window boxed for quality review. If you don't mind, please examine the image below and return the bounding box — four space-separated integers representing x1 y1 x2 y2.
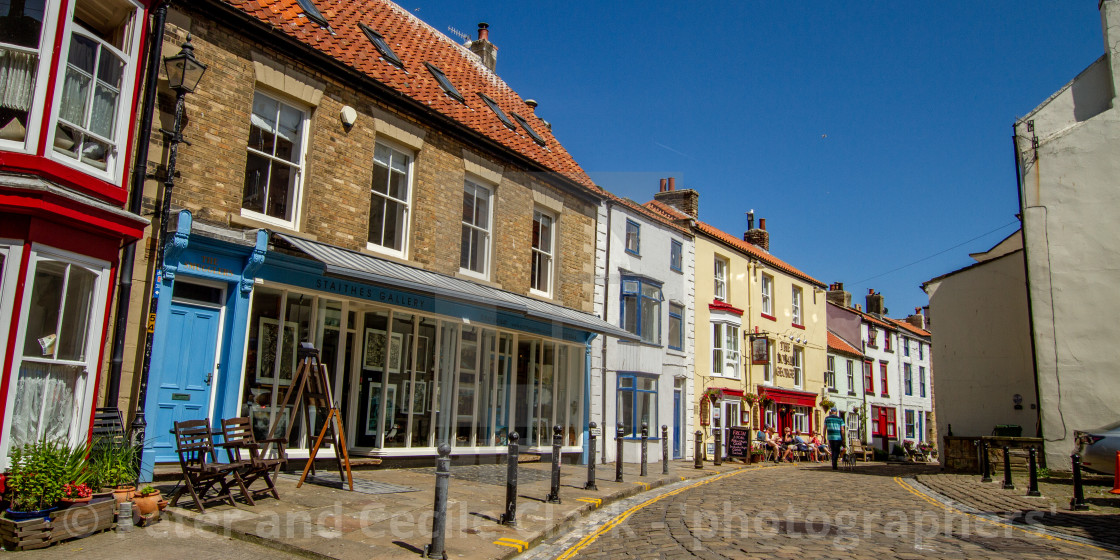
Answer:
434 320 459 447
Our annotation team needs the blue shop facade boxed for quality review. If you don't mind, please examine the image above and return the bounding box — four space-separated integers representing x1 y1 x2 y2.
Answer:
142 212 620 477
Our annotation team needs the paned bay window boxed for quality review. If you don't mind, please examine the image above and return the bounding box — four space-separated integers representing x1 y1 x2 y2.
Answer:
711 321 740 378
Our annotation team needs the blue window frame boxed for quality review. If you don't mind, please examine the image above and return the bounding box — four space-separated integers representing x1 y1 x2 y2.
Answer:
670 239 682 271
617 373 658 438
625 219 640 255
620 276 662 345
668 303 684 350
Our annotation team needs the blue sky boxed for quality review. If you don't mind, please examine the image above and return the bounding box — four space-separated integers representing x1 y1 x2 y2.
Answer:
408 1 1103 317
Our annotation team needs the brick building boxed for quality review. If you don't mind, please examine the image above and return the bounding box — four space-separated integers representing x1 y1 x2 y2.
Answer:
115 0 628 478
0 0 151 469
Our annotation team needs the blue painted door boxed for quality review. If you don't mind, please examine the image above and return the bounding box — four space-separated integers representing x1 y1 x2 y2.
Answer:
149 301 221 463
673 388 682 458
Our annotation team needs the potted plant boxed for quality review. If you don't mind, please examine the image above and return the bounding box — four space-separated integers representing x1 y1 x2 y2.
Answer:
132 485 162 516
750 449 764 464
742 393 759 408
819 397 835 411
760 396 775 409
4 439 68 521
87 437 138 503
60 482 93 507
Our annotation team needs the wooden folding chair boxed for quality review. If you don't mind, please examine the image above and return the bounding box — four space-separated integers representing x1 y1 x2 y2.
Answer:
221 416 287 502
169 420 252 513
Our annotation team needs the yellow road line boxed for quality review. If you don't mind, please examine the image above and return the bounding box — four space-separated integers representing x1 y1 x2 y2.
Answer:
555 466 767 560
893 477 1108 553
576 497 603 507
493 537 528 552
632 481 649 490
493 541 524 553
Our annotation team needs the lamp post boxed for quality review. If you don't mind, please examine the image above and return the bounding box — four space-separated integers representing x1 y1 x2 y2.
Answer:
131 35 207 466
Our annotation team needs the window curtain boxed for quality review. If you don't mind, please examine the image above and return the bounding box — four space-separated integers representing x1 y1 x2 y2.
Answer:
0 48 37 112
9 362 82 449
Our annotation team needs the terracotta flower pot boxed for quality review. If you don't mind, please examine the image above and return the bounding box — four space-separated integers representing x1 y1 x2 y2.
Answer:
132 490 162 516
112 485 136 504
59 496 93 508
157 499 168 511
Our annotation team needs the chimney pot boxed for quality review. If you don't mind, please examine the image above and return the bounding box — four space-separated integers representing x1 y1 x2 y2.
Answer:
747 210 754 230
469 22 498 72
477 22 489 41
760 218 766 231
524 99 538 110
668 177 676 191
659 178 667 193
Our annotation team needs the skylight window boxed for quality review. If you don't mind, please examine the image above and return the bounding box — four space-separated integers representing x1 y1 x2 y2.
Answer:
296 0 331 30
424 63 464 102
359 23 403 68
511 112 546 146
478 93 514 129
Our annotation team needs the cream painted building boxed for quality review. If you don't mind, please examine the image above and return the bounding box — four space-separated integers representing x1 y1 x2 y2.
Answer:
1012 0 1120 468
646 186 826 458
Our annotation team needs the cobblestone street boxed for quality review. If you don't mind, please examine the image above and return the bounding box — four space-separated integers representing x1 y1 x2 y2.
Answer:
525 462 1119 560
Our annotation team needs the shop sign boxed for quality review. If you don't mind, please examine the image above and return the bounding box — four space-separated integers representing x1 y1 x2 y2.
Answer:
750 336 769 365
774 341 797 379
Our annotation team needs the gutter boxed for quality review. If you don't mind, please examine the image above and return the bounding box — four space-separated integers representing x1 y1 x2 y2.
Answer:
106 2 167 408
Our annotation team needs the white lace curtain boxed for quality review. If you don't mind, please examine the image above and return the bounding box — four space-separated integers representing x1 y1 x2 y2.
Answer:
0 48 37 112
8 362 83 450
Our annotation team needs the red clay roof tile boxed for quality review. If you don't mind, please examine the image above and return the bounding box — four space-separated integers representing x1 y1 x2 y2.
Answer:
222 0 598 193
827 331 864 358
693 220 824 288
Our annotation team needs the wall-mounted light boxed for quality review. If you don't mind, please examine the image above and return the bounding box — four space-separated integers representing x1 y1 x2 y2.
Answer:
1013 393 1023 410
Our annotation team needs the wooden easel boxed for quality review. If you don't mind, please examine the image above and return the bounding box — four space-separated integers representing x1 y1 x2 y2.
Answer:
266 343 354 490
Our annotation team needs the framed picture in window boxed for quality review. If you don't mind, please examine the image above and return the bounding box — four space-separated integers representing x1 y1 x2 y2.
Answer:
365 381 396 436
387 332 403 373
363 328 387 370
258 317 298 384
402 380 426 415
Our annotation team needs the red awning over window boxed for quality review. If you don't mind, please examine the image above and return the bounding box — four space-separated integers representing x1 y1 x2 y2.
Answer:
757 386 817 408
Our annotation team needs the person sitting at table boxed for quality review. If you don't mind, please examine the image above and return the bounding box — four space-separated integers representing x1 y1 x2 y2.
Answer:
764 426 782 461
809 433 829 462
780 428 798 462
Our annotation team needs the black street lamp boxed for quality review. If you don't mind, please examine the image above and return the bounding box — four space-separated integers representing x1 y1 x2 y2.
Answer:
131 35 207 468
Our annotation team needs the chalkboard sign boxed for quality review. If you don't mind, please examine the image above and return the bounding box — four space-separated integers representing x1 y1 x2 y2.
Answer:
727 426 751 458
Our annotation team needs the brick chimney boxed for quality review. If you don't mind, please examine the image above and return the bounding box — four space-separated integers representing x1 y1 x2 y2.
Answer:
469 22 498 72
743 215 770 252
826 282 851 308
652 177 699 219
865 289 885 316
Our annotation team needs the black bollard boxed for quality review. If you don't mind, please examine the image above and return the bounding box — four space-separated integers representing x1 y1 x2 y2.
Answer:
500 432 519 526
714 427 722 466
546 425 562 504
980 439 992 482
585 422 598 491
1027 446 1041 497
694 430 703 469
1071 453 1090 510
425 443 451 559
616 423 625 482
640 422 648 477
1002 445 1015 490
662 425 670 475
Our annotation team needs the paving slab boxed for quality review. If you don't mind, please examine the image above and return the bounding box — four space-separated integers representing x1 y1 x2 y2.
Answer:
159 458 750 559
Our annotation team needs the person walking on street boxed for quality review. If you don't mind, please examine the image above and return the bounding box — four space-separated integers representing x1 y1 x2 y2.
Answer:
824 409 845 470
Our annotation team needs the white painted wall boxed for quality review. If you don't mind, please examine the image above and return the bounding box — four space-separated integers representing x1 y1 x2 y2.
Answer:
593 201 695 463
924 251 1036 451
1015 1 1120 469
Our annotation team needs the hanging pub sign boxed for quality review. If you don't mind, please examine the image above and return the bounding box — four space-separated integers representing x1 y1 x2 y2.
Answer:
751 336 770 365
700 397 711 426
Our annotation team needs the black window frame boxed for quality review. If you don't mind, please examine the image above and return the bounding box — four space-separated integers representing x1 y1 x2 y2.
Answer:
296 0 331 30
359 23 403 68
511 112 546 146
424 62 464 102
478 93 515 129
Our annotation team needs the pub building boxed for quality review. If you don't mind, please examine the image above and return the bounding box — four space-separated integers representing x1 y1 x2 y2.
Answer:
130 1 630 477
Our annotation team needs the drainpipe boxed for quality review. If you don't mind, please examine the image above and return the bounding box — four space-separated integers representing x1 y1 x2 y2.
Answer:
106 2 167 409
1013 125 1043 439
600 199 612 464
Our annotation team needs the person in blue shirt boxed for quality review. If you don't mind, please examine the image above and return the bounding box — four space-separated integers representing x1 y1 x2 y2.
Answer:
824 409 846 470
